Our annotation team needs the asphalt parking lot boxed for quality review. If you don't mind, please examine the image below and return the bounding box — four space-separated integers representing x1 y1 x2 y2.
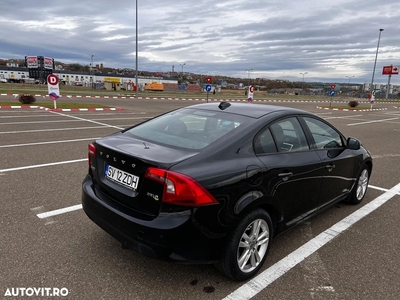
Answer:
1 96 400 300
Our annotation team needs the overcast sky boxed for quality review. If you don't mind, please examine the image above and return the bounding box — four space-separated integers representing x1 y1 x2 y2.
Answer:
1 0 400 84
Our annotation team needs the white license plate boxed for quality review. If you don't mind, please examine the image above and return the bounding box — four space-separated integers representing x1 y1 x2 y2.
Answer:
105 165 139 190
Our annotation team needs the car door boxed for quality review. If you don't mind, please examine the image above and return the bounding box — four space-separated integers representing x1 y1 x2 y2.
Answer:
255 117 324 227
301 117 356 208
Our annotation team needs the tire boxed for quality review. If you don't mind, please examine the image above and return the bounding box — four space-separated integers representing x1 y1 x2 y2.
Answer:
215 209 273 281
348 164 370 205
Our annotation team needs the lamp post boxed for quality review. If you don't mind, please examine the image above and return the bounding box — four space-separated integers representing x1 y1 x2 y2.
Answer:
370 29 384 96
300 72 308 92
246 69 253 87
135 0 138 96
90 55 94 89
180 63 185 83
346 76 355 94
180 63 185 75
346 75 355 84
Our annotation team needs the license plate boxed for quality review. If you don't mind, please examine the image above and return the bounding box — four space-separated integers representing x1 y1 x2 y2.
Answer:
105 165 139 190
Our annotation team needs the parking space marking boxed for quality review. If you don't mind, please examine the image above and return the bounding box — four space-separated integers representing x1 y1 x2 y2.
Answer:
0 112 147 119
0 117 148 126
0 125 127 135
347 117 399 126
323 115 364 120
36 204 82 219
224 182 400 300
0 137 100 148
0 114 60 119
49 111 124 130
0 158 87 173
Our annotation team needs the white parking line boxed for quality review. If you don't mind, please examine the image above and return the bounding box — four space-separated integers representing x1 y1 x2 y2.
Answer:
0 117 148 126
0 125 128 134
323 115 365 120
0 137 100 148
0 112 146 118
0 158 87 173
223 182 400 300
48 110 133 130
37 204 83 219
347 117 399 126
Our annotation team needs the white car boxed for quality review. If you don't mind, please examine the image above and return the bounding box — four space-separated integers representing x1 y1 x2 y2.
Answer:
0 78 7 83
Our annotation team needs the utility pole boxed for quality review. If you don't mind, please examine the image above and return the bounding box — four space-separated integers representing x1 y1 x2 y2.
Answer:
370 29 384 96
246 69 253 87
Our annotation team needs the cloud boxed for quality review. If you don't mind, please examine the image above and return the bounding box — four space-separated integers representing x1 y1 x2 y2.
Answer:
1 0 400 84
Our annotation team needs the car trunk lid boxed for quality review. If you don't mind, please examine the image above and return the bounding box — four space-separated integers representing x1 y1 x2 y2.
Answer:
90 133 198 218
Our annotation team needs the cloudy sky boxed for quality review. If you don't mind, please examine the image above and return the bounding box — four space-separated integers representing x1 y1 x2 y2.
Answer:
1 0 400 84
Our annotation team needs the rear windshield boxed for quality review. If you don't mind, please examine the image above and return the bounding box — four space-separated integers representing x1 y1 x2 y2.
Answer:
124 108 252 150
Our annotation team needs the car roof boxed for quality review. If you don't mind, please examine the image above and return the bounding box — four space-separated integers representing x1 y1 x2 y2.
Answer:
184 102 310 118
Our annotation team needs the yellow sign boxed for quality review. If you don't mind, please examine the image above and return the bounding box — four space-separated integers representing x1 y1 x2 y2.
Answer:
104 77 121 83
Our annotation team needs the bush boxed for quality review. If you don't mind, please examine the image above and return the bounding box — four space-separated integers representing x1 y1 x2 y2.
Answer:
348 100 359 108
18 94 36 104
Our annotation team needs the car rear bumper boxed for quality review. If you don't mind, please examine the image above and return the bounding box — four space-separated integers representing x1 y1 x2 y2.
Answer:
81 175 222 263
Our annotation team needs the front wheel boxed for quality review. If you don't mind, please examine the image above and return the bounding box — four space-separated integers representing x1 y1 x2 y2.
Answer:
348 164 370 205
216 209 272 281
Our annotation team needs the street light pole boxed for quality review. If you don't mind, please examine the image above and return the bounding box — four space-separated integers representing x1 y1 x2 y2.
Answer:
90 55 93 72
346 75 355 84
346 76 355 94
246 69 253 87
135 0 138 96
300 72 308 92
370 29 384 96
180 63 185 83
90 54 94 89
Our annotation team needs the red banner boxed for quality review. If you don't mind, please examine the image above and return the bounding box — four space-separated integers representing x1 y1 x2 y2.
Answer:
382 66 399 75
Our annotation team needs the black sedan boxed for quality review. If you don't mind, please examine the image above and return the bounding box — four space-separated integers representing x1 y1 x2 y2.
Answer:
82 102 372 281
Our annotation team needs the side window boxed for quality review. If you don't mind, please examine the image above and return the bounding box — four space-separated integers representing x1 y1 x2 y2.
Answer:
255 129 277 154
255 117 309 154
304 117 344 149
270 118 309 152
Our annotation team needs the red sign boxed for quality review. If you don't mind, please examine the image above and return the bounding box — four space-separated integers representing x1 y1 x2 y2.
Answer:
26 56 38 68
206 77 212 83
382 65 399 75
47 74 59 85
331 84 336 90
44 57 53 69
249 85 254 93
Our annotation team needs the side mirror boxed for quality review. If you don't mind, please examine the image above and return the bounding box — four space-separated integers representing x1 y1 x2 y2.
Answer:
347 137 361 150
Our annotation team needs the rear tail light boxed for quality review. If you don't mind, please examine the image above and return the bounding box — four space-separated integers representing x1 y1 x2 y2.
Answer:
145 167 218 207
88 143 96 166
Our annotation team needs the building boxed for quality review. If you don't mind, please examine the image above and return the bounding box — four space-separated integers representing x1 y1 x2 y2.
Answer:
0 67 178 88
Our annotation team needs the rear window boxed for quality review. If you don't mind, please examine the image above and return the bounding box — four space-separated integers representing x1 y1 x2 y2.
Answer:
124 108 251 150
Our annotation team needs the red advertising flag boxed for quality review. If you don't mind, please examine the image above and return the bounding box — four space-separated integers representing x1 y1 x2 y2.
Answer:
382 66 393 75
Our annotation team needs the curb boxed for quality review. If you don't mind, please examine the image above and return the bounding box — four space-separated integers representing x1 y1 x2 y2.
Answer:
0 105 124 111
316 106 388 112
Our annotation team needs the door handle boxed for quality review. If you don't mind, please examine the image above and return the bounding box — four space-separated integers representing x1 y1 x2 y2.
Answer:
325 164 335 171
278 172 293 181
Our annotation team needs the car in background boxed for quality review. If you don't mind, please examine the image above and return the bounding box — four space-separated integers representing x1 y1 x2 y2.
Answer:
82 102 372 281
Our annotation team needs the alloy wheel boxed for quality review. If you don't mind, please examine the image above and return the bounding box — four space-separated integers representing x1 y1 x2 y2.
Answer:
356 168 369 201
237 219 270 273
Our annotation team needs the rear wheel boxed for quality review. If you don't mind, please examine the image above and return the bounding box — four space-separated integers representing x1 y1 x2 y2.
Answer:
348 164 370 205
216 209 272 281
